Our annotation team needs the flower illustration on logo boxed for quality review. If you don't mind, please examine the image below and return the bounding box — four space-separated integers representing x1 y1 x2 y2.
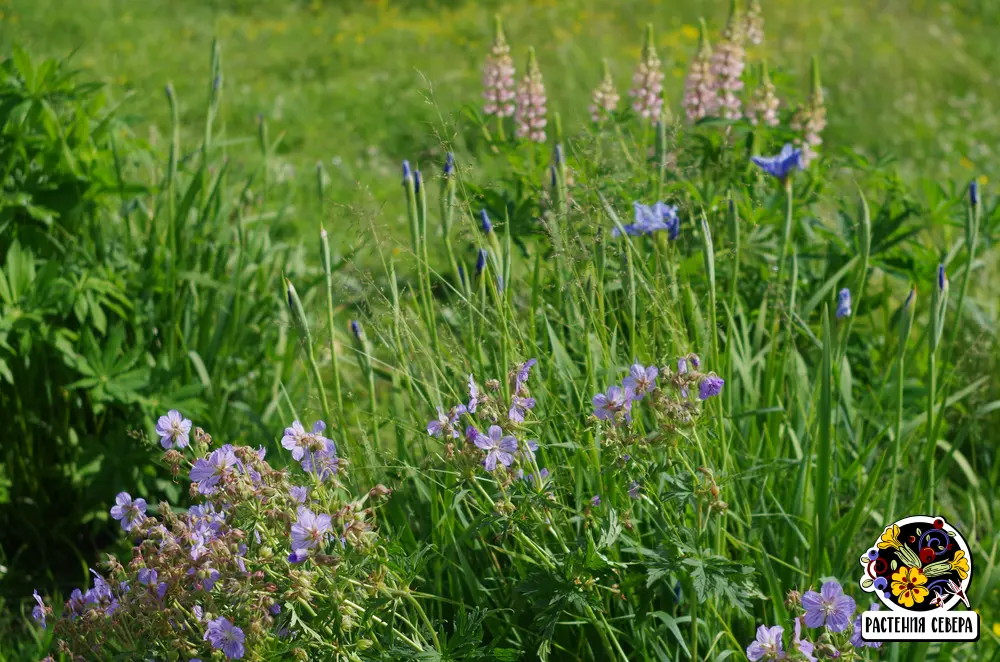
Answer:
859 515 973 613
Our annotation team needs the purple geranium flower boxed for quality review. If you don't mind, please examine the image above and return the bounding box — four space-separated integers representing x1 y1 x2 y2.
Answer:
849 604 881 649
474 425 518 472
289 485 309 503
698 376 724 400
427 406 461 439
204 616 246 659
793 616 817 661
746 624 785 661
109 492 147 531
31 590 45 628
509 395 536 423
280 420 328 461
802 580 856 632
189 446 238 495
677 357 688 374
751 143 803 182
290 506 331 553
836 288 851 319
156 410 192 449
623 361 658 400
468 375 481 413
137 568 158 586
300 439 339 481
591 495 601 507
592 385 634 421
515 358 537 393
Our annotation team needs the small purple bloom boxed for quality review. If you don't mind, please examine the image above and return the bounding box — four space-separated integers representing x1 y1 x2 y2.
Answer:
677 357 688 375
137 568 158 586
628 481 640 499
690 354 701 369
414 170 422 196
474 425 517 472
350 320 363 339
156 410 192 449
289 485 309 503
31 590 45 628
612 201 680 238
480 209 493 233
193 605 204 621
475 248 488 275
515 358 537 393
937 264 947 292
444 152 454 177
793 616 817 661
291 506 331 551
270 602 282 615
751 143 803 182
281 420 328 462
402 160 412 183
204 616 246 659
468 375 481 413
300 439 339 480
156 582 168 599
288 549 308 564
189 446 238 495
623 361 658 400
520 439 539 462
746 624 784 661
427 407 451 438
802 580 856 632
109 492 147 531
591 495 601 507
849 604 881 649
508 395 536 423
836 288 851 319
592 385 634 421
970 180 978 206
698 376 724 400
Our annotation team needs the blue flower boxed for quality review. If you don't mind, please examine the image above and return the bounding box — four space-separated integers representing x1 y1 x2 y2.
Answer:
613 201 680 238
476 248 488 275
938 264 947 292
444 152 454 177
480 209 493 233
698 375 724 400
402 160 412 183
751 143 802 182
970 180 978 206
414 170 423 196
204 616 246 659
350 320 363 340
836 288 852 319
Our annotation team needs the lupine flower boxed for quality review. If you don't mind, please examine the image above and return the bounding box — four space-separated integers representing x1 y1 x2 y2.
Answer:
593 385 634 421
629 25 665 120
515 358 537 393
156 410 192 449
480 209 493 233
623 361 658 400
509 395 536 423
482 17 516 118
280 420 329 462
792 616 817 661
468 375 481 413
204 616 246 659
802 580 856 632
32 590 45 628
836 288 852 319
698 376 725 400
744 0 765 45
291 506 332 553
791 57 827 166
591 495 601 507
849 603 881 649
589 59 620 123
189 446 239 495
710 2 746 120
746 624 785 661
746 62 780 127
751 143 802 182
475 248 488 275
109 492 147 531
684 19 717 122
515 48 548 142
628 481 641 499
473 425 518 471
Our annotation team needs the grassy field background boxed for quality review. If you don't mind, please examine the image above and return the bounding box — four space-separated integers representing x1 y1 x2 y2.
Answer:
4 0 1000 224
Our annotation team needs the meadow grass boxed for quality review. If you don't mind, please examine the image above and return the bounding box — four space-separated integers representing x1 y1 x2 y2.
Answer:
2 1 1000 660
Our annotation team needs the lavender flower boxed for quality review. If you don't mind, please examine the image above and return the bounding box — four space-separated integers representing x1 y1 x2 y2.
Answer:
109 492 147 531
32 590 45 628
791 57 826 167
515 48 547 142
591 495 601 507
156 410 192 449
468 375 481 413
473 425 518 471
629 24 665 120
592 385 634 421
710 2 746 120
204 616 246 659
802 580 856 632
291 506 332 554
509 395 536 423
280 420 329 461
751 144 802 182
189 446 238 495
744 0 765 45
623 361 658 400
480 209 493 233
698 375 725 400
482 17 516 118
746 624 784 661
746 62 779 127
589 59 619 123
514 358 537 393
850 604 882 649
684 19 717 122
836 288 852 319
